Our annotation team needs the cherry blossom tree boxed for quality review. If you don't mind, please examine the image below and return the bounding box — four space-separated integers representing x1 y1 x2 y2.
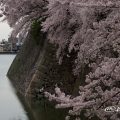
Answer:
45 58 120 120
43 0 120 120
0 0 47 38
0 0 120 120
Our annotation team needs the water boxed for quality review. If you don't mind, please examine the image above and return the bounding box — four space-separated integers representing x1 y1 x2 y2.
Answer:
0 55 29 120
0 54 66 120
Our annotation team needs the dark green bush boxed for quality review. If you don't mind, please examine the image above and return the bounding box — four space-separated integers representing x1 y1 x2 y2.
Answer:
31 19 45 46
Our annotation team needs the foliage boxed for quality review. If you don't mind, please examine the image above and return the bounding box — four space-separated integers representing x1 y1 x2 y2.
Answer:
31 20 43 45
0 0 47 39
1 0 120 120
43 0 120 120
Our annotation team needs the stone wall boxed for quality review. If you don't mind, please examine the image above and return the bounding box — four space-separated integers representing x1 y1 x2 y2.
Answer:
7 31 76 97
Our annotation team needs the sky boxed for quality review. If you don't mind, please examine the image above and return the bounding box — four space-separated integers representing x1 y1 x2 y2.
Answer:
0 18 12 42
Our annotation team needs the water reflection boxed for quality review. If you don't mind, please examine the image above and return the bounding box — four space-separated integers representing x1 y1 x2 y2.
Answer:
22 98 67 120
0 54 66 120
0 55 29 120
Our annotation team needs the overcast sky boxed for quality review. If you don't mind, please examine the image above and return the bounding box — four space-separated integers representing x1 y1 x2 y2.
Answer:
0 18 12 42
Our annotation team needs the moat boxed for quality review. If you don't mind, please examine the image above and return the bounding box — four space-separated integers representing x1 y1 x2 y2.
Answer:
0 54 66 120
0 54 29 120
